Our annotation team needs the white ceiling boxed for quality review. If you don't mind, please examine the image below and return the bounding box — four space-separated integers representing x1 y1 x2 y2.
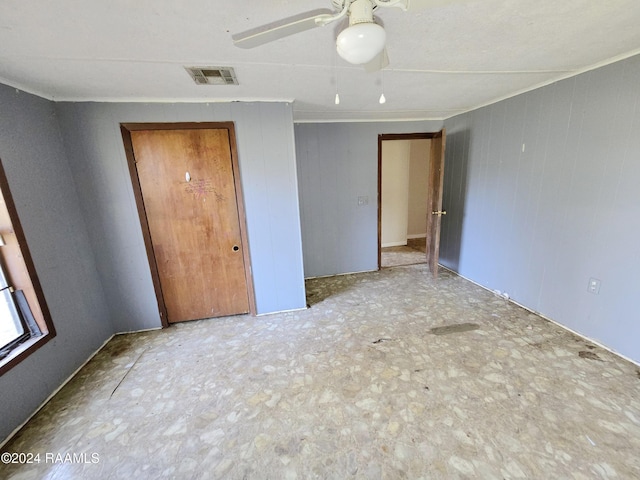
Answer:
1 0 639 122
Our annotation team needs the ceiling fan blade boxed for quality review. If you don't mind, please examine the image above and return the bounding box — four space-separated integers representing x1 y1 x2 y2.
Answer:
394 0 467 11
232 9 337 49
363 48 389 73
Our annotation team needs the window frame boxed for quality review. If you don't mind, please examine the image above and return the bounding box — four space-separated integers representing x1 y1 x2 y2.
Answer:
0 159 55 375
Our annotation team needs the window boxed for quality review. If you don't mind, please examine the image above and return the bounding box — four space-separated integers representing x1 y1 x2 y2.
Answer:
0 159 55 375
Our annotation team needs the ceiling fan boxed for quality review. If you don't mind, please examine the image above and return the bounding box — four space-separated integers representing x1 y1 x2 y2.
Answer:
232 0 460 72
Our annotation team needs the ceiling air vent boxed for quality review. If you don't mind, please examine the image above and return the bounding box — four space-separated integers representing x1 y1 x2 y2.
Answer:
185 66 239 86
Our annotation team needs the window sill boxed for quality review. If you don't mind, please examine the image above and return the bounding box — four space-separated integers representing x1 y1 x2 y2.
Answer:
0 333 53 376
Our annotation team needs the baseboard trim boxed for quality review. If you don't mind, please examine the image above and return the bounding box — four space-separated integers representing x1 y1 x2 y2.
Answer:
115 326 162 335
256 306 308 316
305 268 378 280
381 241 407 248
407 234 427 239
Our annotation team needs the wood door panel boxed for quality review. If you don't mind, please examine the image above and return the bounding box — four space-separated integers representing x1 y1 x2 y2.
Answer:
426 129 446 278
131 128 249 322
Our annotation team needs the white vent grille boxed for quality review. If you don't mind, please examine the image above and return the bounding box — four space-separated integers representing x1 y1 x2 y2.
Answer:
185 67 238 86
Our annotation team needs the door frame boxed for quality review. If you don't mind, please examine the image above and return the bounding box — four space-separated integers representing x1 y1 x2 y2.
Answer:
426 129 446 278
377 132 441 270
121 122 256 327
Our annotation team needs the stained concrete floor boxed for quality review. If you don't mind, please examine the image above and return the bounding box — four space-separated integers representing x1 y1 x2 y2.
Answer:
2 264 640 479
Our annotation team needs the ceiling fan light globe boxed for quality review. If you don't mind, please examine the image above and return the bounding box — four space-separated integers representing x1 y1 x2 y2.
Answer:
336 23 386 65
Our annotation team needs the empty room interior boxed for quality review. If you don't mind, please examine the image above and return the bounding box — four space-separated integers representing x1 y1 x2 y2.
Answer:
1 1 639 478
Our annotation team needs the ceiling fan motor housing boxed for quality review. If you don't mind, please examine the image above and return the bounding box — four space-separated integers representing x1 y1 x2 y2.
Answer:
348 0 377 25
331 0 380 25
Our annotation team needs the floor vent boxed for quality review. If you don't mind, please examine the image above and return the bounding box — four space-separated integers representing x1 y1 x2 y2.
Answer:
185 67 239 86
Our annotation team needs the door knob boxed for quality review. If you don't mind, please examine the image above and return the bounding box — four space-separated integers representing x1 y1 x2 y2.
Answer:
431 210 447 216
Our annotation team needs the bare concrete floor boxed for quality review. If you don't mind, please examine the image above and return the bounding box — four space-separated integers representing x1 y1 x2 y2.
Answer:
2 264 640 479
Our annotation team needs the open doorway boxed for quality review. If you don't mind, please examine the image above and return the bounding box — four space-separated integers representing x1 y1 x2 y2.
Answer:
379 137 431 268
378 130 446 276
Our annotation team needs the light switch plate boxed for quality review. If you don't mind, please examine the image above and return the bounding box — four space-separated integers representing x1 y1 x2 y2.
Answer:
588 278 601 294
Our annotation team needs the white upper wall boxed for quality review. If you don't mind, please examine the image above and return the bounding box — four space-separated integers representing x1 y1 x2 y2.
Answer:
381 140 411 247
407 139 431 237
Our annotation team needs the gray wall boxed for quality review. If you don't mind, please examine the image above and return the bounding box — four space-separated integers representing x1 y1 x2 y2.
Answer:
0 85 113 441
441 54 640 363
55 102 307 329
295 121 442 278
1 95 306 442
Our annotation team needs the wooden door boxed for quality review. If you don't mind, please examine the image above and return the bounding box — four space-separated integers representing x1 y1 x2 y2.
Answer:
426 129 446 278
130 127 250 323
